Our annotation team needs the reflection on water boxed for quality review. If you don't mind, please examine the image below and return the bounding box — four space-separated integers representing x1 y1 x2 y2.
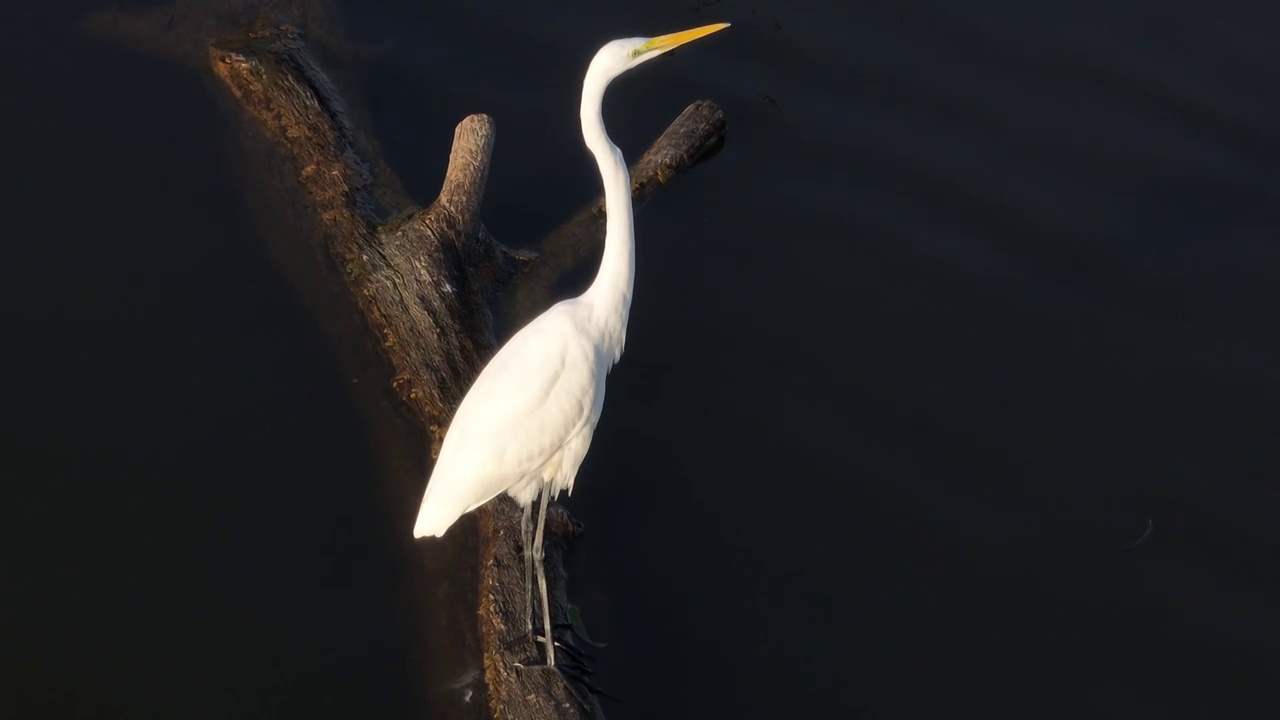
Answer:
5 0 1278 718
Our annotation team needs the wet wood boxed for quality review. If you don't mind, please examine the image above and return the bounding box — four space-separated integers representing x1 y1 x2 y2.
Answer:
195 20 726 720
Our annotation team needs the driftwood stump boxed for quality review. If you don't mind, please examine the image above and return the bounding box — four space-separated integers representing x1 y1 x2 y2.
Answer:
88 5 726 717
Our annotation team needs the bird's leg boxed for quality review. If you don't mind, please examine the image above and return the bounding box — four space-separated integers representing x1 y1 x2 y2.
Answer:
532 487 555 667
521 500 534 641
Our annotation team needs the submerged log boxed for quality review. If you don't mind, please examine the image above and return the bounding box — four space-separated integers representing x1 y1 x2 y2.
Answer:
198 21 726 720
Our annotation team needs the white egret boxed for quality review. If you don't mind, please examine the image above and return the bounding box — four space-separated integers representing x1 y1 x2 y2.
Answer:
412 22 730 667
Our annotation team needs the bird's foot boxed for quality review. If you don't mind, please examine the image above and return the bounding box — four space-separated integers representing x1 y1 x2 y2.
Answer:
510 634 620 707
532 634 595 668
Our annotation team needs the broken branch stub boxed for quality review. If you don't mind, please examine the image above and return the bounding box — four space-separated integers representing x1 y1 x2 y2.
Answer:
436 114 495 229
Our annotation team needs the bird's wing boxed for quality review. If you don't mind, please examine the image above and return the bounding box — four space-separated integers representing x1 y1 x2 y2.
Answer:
413 303 599 535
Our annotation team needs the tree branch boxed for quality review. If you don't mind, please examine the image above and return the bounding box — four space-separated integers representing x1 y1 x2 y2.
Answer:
502 101 727 325
436 114 495 230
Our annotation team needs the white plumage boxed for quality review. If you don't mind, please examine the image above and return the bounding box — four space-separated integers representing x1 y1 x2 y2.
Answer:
411 22 730 667
412 299 611 538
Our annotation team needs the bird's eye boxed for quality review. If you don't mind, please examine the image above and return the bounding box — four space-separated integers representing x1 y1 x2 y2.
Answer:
629 48 640 58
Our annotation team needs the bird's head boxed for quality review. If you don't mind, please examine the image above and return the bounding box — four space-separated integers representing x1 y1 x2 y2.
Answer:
587 22 730 83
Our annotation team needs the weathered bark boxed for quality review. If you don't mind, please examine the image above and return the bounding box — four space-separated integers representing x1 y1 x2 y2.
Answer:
194 20 726 720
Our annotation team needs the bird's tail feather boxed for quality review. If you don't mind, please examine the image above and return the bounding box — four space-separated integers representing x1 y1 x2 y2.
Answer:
412 486 465 538
412 482 505 539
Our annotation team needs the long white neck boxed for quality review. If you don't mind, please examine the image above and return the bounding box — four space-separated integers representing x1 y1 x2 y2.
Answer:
578 72 635 363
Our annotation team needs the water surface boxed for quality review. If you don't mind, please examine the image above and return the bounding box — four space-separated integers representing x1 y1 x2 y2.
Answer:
5 0 1279 717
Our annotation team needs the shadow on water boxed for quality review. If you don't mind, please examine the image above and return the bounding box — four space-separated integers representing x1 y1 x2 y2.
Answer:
205 50 491 719
6 1 486 718
5 0 1280 718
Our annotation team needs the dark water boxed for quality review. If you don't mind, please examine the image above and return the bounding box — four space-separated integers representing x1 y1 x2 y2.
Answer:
6 0 1279 717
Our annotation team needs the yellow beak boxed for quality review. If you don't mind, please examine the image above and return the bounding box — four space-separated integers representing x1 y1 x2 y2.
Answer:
641 22 731 54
